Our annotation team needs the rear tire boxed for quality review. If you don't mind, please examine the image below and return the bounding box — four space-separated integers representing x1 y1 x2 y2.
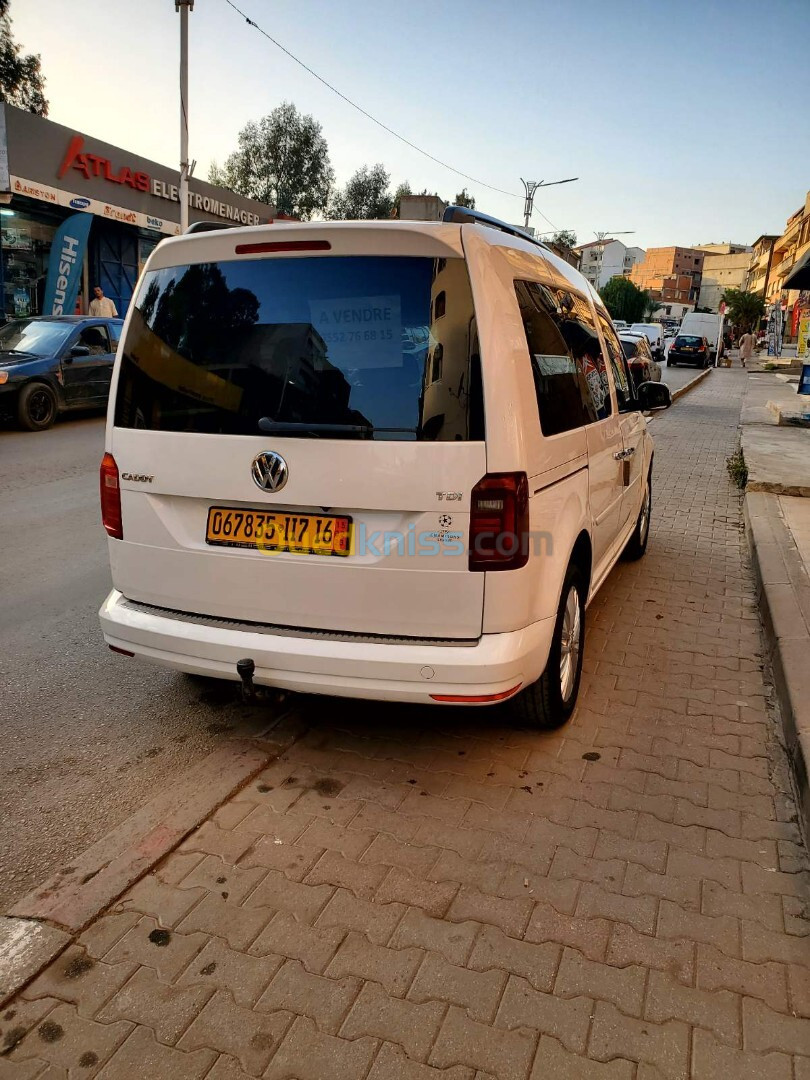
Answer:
623 474 651 561
511 563 586 730
17 382 57 431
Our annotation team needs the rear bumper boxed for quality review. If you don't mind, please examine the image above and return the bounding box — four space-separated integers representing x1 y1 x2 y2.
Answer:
99 590 556 705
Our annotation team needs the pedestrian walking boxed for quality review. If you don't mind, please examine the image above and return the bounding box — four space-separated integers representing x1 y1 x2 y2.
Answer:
739 330 755 368
88 286 118 318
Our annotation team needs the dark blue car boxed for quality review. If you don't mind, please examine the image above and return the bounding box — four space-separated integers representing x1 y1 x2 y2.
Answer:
0 315 123 431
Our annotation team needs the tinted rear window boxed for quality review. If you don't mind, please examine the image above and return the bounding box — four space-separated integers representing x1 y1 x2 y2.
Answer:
675 336 702 347
114 256 483 441
620 338 638 359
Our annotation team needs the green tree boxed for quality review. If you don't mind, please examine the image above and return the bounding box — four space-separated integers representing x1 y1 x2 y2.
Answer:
392 181 411 217
643 293 663 320
454 188 476 209
550 229 577 250
329 163 394 220
599 276 648 323
721 288 765 333
209 102 333 220
0 0 47 115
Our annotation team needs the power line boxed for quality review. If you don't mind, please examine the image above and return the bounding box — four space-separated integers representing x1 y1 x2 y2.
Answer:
222 0 566 225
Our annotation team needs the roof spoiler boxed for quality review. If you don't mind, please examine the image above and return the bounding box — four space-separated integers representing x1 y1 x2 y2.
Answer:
184 220 242 235
442 205 551 253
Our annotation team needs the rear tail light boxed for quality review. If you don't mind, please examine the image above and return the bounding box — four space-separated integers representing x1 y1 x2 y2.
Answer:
100 452 123 539
469 472 529 572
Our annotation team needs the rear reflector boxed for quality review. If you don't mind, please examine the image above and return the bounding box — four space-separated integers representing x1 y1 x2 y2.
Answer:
234 240 331 255
109 645 134 657
468 472 529 572
430 683 522 703
100 452 123 540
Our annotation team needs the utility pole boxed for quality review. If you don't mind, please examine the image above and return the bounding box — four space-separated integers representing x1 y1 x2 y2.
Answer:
176 0 194 232
520 175 579 232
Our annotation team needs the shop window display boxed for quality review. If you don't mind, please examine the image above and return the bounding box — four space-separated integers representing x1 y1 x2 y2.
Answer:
1 213 57 319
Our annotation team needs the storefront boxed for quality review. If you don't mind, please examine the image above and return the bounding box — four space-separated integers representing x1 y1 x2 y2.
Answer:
0 104 276 321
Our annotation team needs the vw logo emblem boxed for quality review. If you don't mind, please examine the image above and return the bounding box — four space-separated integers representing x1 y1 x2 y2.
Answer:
251 451 288 492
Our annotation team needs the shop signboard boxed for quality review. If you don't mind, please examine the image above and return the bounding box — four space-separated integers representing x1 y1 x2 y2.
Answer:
1 104 275 230
798 314 810 359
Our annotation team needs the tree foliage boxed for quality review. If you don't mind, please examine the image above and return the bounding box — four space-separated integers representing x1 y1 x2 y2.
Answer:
550 229 577 250
599 276 648 323
643 294 663 320
329 163 394 220
0 0 47 115
454 188 475 209
721 288 765 333
209 102 333 220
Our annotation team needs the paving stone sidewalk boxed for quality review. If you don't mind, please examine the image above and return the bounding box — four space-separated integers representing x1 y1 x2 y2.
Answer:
2 367 809 1078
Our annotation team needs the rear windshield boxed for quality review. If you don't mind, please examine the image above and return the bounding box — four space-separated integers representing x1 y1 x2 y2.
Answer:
675 336 702 347
114 255 483 441
619 338 638 359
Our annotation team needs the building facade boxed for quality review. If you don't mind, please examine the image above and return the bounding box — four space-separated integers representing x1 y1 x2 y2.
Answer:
764 191 810 341
628 247 704 308
0 104 276 321
745 235 779 299
574 239 645 291
695 244 752 311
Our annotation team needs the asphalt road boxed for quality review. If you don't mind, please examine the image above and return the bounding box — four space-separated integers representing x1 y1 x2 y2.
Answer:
0 414 273 910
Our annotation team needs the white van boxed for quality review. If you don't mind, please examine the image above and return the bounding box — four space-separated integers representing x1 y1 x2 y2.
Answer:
679 312 722 362
99 209 670 728
629 323 665 360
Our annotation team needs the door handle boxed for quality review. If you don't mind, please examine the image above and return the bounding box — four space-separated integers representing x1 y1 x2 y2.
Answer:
613 447 636 460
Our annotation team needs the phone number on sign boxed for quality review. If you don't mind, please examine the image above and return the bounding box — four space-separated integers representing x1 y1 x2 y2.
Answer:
322 328 394 345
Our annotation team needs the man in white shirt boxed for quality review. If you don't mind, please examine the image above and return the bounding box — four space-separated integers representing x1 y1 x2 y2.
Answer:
88 286 118 318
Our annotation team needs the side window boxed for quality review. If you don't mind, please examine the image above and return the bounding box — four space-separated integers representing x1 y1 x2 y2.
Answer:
78 324 111 355
596 311 634 411
514 280 611 436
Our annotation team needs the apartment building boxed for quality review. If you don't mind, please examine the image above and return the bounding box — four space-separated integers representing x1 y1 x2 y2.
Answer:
766 190 810 341
745 235 779 298
629 247 704 307
695 243 752 311
574 239 645 290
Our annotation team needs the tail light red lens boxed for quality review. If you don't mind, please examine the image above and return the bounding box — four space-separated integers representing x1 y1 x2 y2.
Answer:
100 452 123 539
469 472 529 572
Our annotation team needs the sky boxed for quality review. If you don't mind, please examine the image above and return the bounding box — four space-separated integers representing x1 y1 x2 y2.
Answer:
10 0 810 250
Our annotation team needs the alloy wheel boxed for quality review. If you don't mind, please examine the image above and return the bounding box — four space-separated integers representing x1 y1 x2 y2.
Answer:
559 586 581 703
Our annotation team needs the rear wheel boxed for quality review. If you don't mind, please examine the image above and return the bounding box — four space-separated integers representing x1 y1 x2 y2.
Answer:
623 474 651 561
18 382 57 431
511 563 585 729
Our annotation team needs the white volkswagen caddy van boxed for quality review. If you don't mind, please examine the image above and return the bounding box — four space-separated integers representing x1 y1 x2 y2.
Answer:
99 208 670 727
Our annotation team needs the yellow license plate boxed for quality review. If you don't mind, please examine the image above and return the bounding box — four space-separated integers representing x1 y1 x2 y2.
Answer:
205 507 352 556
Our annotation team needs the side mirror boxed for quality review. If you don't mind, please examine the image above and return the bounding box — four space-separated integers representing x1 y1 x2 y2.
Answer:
637 381 671 412
68 344 91 359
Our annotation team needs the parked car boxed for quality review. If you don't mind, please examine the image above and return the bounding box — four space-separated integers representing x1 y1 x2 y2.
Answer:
629 323 665 360
612 319 629 331
619 332 662 388
0 315 122 431
99 210 671 729
667 334 712 367
680 312 722 362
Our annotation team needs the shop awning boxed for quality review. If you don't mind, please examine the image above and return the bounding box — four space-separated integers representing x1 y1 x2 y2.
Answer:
782 248 810 291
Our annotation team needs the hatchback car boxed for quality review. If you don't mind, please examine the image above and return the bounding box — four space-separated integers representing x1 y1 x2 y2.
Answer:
667 334 711 367
0 315 123 430
99 210 671 728
618 332 662 389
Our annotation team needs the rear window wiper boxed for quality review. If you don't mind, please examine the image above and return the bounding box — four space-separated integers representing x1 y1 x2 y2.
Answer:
258 419 418 437
258 419 373 435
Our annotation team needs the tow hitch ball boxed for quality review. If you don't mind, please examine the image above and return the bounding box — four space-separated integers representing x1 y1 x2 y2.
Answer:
236 657 257 703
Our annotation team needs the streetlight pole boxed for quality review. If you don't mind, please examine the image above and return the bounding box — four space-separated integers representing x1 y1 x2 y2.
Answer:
176 0 194 232
520 176 579 232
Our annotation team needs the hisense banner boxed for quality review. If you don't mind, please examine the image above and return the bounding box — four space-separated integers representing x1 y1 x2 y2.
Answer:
42 212 93 316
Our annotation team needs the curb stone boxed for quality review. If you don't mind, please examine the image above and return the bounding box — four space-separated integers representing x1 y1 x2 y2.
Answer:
744 492 810 842
1 711 307 1007
669 365 712 403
